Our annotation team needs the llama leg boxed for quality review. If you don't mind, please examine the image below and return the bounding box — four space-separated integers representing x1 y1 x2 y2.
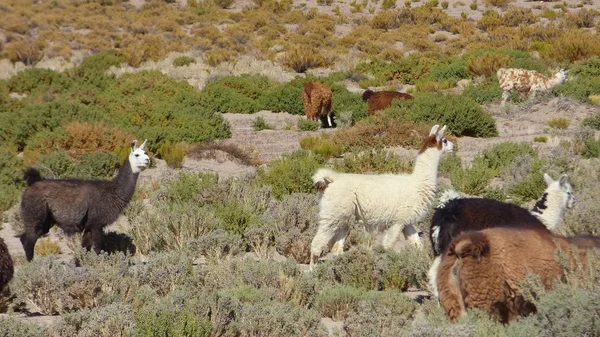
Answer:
327 115 333 128
501 90 510 105
310 219 343 270
82 228 105 254
382 223 405 250
20 234 40 262
331 224 349 255
427 255 442 298
81 230 93 251
402 224 423 247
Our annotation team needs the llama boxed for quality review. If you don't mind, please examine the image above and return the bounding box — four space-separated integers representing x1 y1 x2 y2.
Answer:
497 68 568 105
437 227 599 323
0 237 14 293
427 173 575 297
362 89 413 115
302 82 334 128
531 173 574 232
309 124 454 269
19 139 150 261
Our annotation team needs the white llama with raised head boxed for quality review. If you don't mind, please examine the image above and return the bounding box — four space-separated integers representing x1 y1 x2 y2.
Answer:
310 124 454 269
497 68 568 105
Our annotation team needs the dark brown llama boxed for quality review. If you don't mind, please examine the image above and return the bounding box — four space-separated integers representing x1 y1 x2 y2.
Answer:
19 140 150 261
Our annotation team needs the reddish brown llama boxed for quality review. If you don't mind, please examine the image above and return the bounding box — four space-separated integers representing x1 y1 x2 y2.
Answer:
0 237 14 294
437 227 598 323
302 82 334 128
362 89 413 115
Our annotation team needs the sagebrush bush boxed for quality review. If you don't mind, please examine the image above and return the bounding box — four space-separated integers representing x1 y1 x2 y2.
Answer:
314 285 363 321
466 52 510 77
136 300 212 337
332 149 413 174
49 303 136 337
237 301 327 336
388 92 498 138
280 49 328 73
553 76 600 103
264 193 319 264
11 256 102 315
581 115 600 130
189 229 244 263
255 150 325 199
479 141 537 171
344 290 418 336
200 75 274 114
0 316 46 337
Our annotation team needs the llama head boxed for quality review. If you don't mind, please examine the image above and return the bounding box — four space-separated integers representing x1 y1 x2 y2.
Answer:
129 139 150 173
421 124 454 154
543 173 575 209
556 69 569 83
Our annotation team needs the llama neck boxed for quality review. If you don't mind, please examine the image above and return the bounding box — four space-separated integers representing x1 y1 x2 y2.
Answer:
546 73 565 89
112 158 140 205
411 148 442 201
531 192 565 232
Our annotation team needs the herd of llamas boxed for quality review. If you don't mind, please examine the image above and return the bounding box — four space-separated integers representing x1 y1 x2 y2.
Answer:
1 67 597 326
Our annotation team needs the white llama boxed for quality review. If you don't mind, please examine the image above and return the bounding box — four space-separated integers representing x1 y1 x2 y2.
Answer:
497 68 568 105
310 124 454 269
427 172 575 298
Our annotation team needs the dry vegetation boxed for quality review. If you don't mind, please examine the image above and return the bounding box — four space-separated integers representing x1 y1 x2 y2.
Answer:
0 0 600 335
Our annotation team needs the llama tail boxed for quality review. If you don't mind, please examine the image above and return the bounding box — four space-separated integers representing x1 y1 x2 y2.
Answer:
362 89 374 102
23 168 42 186
312 168 341 191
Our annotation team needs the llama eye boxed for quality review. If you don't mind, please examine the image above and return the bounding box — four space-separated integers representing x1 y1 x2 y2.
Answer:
135 154 139 157
442 138 447 144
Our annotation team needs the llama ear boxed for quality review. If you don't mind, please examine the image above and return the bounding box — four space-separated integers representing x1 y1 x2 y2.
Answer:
436 125 447 141
139 139 148 150
131 140 138 151
429 125 440 137
543 173 554 186
559 174 568 186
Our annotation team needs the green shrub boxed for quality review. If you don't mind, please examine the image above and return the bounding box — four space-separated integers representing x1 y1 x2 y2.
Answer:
382 0 396 9
389 92 498 138
461 79 502 104
421 56 469 85
34 150 122 180
260 78 305 115
548 118 570 129
534 136 548 143
479 142 537 171
157 141 186 168
354 55 435 86
252 116 274 131
569 56 600 78
173 56 196 67
553 76 600 103
159 171 219 203
200 75 273 114
255 150 325 199
580 137 600 158
445 157 495 195
0 147 24 213
214 201 260 235
280 49 327 73
297 118 320 131
136 301 212 337
299 135 344 159
581 115 600 130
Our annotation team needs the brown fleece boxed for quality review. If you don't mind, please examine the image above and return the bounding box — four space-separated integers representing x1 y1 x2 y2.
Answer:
302 82 333 123
437 227 596 323
362 89 413 115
